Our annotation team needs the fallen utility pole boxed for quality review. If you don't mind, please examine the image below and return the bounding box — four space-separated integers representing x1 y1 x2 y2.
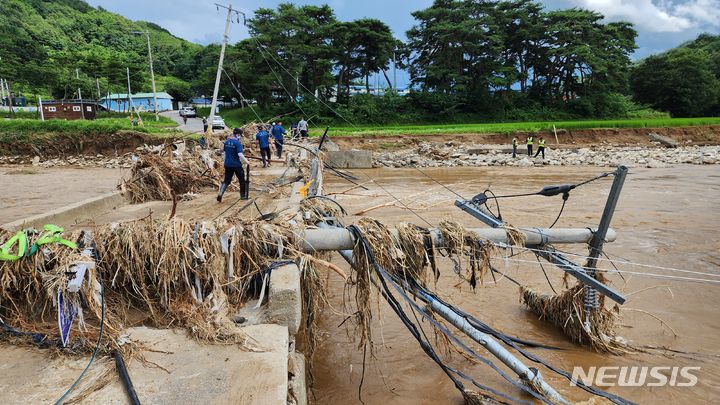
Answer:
315 221 570 405
297 226 614 252
583 166 628 314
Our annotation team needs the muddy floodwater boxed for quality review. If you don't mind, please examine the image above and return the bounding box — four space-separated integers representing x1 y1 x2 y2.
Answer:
313 165 720 404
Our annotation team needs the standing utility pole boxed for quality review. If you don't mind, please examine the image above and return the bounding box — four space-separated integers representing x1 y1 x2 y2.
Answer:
0 78 5 106
208 3 242 135
127 67 143 127
393 51 397 92
76 69 85 119
96 78 101 101
133 31 159 121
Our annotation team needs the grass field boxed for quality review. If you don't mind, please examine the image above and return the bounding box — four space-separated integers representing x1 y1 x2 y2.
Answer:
315 117 720 137
0 115 179 140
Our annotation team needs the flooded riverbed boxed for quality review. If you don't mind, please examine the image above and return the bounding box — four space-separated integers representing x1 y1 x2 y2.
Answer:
312 165 720 404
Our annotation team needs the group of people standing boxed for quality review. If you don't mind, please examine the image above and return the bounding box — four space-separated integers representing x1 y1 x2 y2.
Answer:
215 117 311 203
512 134 546 159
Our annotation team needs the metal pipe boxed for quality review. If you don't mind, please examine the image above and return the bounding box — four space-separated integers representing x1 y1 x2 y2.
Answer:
297 226 615 252
316 222 570 404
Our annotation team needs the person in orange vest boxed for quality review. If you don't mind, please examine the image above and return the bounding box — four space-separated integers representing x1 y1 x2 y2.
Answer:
526 134 534 156
534 136 546 159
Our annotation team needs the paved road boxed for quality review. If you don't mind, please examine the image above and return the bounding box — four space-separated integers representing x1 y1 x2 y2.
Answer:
161 110 205 133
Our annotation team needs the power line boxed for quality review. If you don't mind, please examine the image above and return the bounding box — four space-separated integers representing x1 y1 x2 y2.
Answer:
489 256 720 286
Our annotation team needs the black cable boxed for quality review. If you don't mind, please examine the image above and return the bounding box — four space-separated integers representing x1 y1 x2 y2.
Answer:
55 278 105 404
547 194 568 229
114 350 141 405
535 255 558 294
301 195 347 215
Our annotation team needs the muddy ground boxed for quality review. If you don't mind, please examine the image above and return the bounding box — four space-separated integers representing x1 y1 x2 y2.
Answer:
330 125 720 152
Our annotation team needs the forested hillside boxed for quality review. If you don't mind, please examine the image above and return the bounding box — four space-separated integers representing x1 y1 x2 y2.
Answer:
0 0 201 101
631 34 720 117
1 0 717 122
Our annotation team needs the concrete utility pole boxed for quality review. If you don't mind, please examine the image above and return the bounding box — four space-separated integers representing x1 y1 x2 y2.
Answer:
127 67 143 127
38 96 44 121
96 78 101 101
208 3 240 135
76 68 85 119
0 78 5 106
5 79 13 115
133 31 159 121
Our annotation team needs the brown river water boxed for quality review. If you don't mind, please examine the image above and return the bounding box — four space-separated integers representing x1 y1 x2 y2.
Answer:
313 165 720 404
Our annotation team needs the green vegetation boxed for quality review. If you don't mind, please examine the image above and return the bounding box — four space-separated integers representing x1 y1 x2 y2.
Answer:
1 0 717 130
631 34 720 117
0 115 178 139
320 117 720 137
0 0 200 101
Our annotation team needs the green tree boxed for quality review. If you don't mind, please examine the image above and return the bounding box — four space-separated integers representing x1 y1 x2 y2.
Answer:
631 48 720 117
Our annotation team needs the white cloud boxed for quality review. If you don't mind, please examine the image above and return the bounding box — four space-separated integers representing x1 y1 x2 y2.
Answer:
673 0 720 26
569 0 720 33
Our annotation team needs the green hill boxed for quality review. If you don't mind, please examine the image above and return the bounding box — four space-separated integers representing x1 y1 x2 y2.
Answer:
0 0 202 102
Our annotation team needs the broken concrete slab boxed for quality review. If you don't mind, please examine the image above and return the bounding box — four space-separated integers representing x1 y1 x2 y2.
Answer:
324 150 372 169
649 132 679 148
0 325 290 404
268 263 302 335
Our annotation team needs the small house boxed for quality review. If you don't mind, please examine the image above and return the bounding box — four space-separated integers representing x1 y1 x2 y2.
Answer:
41 99 97 120
99 92 174 113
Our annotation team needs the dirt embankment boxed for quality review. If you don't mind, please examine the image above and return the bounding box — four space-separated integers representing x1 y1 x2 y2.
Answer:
0 131 177 158
331 125 720 152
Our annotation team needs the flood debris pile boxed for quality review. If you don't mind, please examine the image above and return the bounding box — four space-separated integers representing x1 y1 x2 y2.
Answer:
120 151 218 203
521 283 630 355
0 217 298 355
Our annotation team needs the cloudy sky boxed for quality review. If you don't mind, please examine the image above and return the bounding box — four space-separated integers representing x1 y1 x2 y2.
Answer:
86 0 720 86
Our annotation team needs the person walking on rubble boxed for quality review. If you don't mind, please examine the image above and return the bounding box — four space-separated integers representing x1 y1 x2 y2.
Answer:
256 125 272 168
217 130 250 202
271 121 286 159
298 117 308 138
534 136 546 159
512 136 518 158
526 133 534 156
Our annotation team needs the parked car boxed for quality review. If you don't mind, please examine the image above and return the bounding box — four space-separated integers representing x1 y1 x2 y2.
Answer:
179 106 196 117
212 116 225 130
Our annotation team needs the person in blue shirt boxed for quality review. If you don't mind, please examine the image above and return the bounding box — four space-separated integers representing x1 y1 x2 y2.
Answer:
271 122 286 159
255 125 272 168
217 130 250 202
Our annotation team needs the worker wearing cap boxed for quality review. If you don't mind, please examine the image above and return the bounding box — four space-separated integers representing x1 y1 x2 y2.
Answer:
271 122 286 159
526 134 534 156
512 137 518 158
534 136 546 159
217 131 250 202
256 125 272 168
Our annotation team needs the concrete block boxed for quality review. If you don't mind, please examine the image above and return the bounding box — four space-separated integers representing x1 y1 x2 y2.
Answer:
324 150 372 169
269 263 302 335
288 351 307 405
1 191 125 230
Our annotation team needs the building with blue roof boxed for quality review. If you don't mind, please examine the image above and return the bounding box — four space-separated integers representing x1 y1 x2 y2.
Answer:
99 92 174 112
